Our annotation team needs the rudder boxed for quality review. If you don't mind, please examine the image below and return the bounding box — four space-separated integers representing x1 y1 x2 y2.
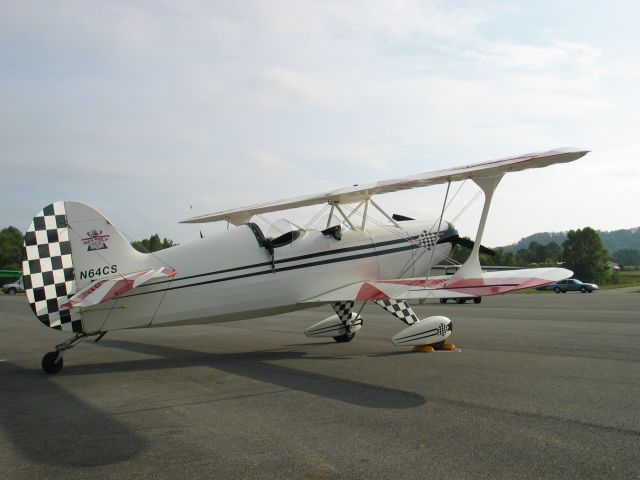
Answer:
22 201 149 332
23 202 82 332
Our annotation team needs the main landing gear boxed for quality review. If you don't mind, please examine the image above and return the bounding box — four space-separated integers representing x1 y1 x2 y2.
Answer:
41 331 106 374
333 330 357 343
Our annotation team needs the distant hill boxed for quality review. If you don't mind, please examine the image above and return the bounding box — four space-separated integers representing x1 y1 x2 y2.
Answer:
503 227 640 253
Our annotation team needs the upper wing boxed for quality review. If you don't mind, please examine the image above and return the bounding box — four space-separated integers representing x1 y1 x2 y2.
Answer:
63 267 176 309
182 147 588 225
300 267 572 303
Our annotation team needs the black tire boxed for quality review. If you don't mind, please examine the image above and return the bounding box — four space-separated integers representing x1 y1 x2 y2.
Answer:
439 298 447 304
42 352 63 374
554 287 561 293
333 332 356 343
562 290 567 293
473 297 482 304
580 287 587 293
456 298 466 304
8 288 16 295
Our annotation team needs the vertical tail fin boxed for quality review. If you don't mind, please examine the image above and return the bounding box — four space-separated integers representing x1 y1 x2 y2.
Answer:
22 201 149 332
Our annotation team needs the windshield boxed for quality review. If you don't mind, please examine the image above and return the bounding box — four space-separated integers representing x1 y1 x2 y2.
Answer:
266 218 305 238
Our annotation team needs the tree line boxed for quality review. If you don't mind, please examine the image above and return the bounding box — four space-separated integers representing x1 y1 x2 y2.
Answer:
0 227 175 273
449 227 618 283
1 225 637 284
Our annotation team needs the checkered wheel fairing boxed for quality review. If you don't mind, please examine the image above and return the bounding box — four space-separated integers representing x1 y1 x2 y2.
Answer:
22 202 83 332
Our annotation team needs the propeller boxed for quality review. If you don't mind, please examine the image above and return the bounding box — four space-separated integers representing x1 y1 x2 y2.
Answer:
437 234 496 256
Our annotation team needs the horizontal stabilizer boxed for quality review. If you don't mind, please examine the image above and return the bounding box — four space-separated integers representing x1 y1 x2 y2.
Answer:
63 267 176 309
301 267 572 303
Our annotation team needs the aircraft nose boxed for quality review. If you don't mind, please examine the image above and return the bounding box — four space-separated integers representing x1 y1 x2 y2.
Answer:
440 221 458 238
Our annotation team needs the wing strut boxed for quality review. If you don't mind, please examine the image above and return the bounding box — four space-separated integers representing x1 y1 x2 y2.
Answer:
334 203 356 230
369 198 401 228
426 181 451 281
447 174 503 283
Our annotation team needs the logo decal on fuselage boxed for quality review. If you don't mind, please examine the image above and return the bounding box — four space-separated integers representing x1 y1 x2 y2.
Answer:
82 229 111 251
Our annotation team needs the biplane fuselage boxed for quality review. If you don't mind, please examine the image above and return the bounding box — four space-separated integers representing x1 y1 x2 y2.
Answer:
79 219 453 333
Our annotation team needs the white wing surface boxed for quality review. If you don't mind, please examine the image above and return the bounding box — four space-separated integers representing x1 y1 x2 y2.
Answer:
300 267 572 303
182 147 588 225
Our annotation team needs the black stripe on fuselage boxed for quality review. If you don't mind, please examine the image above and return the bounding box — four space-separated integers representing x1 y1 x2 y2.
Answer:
121 242 419 298
150 233 421 286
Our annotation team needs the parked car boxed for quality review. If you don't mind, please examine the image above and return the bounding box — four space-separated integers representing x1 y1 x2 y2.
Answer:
537 278 598 293
2 278 24 295
440 297 482 304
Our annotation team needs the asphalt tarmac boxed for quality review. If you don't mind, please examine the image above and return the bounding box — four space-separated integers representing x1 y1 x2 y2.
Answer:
1 290 639 479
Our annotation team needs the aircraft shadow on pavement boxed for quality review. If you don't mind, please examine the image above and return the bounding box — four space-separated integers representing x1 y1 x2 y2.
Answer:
0 362 146 468
62 339 425 410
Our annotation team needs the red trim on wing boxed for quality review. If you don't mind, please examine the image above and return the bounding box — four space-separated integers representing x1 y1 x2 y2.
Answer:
443 277 552 296
356 283 389 301
381 279 427 286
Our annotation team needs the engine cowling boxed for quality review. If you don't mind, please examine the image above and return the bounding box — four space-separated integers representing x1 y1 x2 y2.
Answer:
391 315 452 346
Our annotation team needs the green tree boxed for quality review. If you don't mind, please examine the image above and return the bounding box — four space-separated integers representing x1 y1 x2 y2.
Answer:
0 226 23 270
560 227 609 282
131 234 175 253
611 248 640 267
480 247 521 267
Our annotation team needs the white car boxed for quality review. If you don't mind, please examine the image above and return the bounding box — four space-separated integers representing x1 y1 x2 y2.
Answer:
2 278 24 295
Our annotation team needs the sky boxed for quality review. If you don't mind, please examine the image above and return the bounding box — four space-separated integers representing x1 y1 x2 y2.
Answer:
1 0 638 247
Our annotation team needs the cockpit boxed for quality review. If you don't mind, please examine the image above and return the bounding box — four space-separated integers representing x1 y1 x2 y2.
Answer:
245 218 306 250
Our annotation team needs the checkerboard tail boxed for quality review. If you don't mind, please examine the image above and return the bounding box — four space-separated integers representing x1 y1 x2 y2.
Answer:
22 202 83 332
22 201 148 332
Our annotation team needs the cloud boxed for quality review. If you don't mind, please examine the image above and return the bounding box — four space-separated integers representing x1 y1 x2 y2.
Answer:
261 68 334 106
0 1 638 247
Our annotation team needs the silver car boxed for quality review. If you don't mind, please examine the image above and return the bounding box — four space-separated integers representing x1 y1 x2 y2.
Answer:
2 278 25 295
538 278 598 293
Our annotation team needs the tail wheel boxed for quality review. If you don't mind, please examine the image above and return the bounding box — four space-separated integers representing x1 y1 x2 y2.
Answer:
42 352 63 374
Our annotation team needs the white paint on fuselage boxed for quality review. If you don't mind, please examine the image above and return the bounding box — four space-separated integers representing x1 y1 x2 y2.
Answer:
81 221 453 333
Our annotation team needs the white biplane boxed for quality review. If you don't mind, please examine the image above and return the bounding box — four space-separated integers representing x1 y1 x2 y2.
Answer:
22 147 588 373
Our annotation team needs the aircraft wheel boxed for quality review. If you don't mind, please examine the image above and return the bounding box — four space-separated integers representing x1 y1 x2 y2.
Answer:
473 297 482 304
42 352 63 374
439 298 447 304
554 287 561 293
333 332 356 343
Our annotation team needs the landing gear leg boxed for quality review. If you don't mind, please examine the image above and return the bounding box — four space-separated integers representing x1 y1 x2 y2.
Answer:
42 332 101 374
331 301 365 343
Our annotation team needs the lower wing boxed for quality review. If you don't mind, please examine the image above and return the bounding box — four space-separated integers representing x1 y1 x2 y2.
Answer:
301 267 572 303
